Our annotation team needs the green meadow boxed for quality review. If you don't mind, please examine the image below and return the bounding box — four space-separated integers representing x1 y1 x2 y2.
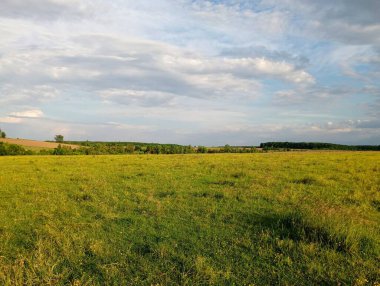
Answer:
0 152 379 285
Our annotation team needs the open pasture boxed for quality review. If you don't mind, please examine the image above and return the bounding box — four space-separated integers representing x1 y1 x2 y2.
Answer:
0 152 379 285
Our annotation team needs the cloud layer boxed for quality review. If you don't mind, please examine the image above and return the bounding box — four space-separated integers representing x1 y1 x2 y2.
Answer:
0 0 379 145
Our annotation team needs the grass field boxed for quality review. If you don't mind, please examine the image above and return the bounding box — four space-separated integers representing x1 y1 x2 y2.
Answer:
0 152 379 285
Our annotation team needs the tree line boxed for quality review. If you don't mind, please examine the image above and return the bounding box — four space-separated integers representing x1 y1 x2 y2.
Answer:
0 141 259 156
50 142 259 155
260 142 380 151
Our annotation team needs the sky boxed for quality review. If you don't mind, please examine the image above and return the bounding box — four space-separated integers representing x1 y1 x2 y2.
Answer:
0 0 379 145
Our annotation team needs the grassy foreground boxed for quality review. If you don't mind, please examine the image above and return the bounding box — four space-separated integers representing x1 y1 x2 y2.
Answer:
0 152 379 285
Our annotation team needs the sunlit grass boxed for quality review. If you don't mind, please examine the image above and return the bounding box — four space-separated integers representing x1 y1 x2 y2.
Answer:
0 152 379 285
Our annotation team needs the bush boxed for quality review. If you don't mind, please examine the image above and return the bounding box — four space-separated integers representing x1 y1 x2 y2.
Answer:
0 142 31 156
53 144 74 155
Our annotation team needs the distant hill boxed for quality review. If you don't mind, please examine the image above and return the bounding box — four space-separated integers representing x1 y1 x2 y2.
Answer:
0 138 80 150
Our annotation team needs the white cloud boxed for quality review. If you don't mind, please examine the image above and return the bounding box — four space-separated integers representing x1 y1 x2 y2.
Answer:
9 109 44 118
99 89 175 106
164 56 314 85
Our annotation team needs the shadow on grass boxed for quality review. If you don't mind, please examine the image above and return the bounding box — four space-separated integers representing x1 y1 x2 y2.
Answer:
241 210 378 259
371 200 380 212
292 177 318 185
242 211 351 253
209 180 236 186
273 213 350 253
191 191 225 200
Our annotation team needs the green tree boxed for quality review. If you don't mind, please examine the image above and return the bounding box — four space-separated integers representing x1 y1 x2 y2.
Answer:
197 146 208 153
55 134 64 143
223 144 232 153
0 128 6 138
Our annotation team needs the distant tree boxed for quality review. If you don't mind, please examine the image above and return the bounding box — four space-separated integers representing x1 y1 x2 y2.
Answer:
55 134 64 143
197 146 208 153
0 128 6 138
223 144 232 153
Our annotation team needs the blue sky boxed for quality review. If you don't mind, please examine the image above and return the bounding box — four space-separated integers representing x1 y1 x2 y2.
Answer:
0 0 379 145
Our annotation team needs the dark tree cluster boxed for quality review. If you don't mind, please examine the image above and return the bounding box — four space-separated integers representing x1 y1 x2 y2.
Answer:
260 142 380 151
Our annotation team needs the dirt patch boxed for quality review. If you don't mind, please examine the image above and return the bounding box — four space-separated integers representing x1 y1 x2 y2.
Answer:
0 138 80 149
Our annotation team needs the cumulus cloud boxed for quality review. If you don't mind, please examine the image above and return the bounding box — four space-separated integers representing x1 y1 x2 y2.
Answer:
164 56 314 84
0 33 311 105
0 109 44 124
9 109 44 118
308 119 380 136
